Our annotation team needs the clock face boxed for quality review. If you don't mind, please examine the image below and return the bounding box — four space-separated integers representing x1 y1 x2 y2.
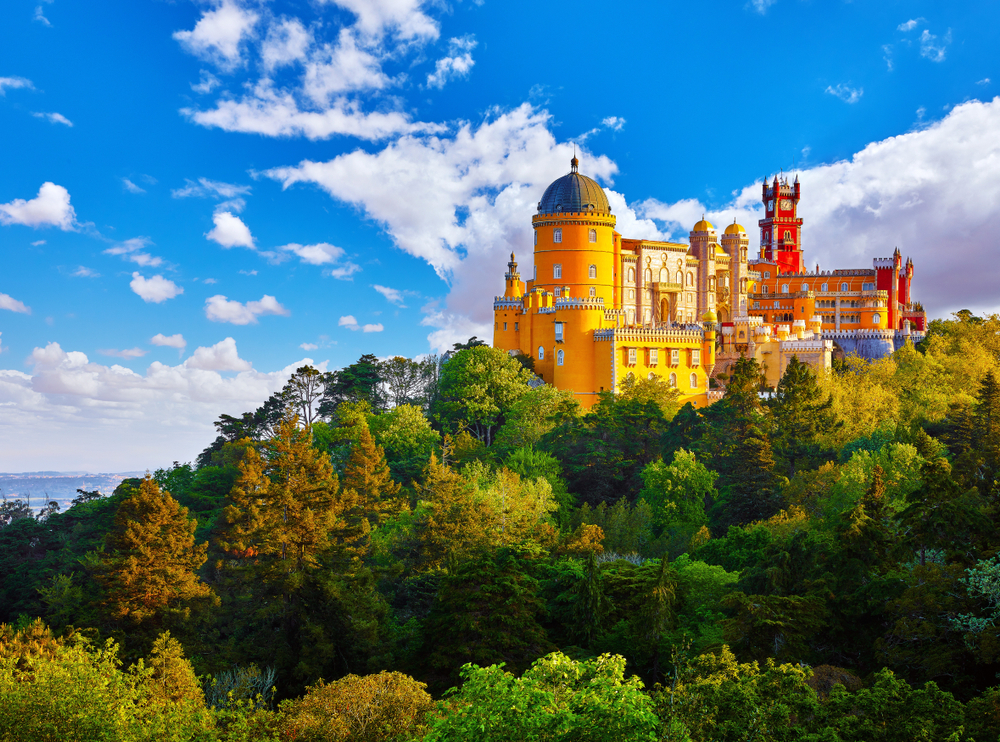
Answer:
780 199 792 210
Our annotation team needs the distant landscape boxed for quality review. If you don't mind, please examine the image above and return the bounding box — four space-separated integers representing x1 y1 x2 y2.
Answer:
0 472 144 510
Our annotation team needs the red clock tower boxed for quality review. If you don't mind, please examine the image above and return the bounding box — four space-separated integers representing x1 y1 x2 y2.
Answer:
758 174 805 274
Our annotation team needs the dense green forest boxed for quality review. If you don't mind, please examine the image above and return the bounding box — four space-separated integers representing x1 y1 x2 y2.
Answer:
5 313 1000 740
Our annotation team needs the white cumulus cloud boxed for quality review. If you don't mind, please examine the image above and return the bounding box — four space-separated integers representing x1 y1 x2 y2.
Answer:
207 211 255 249
0 182 76 230
277 242 361 277
300 342 319 350
897 18 923 31
173 0 259 70
151 333 186 350
130 272 183 303
184 337 252 371
0 293 31 314
338 314 383 333
205 294 289 324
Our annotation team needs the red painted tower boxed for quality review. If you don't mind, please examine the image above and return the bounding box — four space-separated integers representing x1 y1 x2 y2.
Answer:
758 174 805 274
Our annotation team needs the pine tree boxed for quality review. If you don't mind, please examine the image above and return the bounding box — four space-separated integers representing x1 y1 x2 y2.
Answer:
96 475 215 628
572 550 610 647
342 416 404 526
768 356 841 478
842 464 892 568
414 452 494 567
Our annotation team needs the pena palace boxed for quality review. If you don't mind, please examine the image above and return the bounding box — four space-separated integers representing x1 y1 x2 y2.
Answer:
492 157 926 409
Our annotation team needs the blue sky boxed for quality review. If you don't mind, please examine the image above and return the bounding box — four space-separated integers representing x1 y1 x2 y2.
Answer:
1 0 998 471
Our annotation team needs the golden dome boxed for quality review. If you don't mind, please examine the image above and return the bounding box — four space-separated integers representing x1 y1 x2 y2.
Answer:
692 219 714 232
724 222 745 235
702 309 718 323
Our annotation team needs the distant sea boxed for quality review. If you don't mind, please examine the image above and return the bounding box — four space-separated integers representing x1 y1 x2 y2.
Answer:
0 472 145 511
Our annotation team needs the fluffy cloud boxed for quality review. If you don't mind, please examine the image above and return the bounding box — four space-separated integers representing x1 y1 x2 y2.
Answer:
0 293 31 314
172 0 259 70
98 347 147 359
0 341 313 470
151 333 186 350
0 182 76 230
31 111 72 126
104 237 163 267
320 0 438 42
637 97 1000 317
205 294 290 324
262 17 311 71
130 273 183 303
183 337 252 371
338 315 383 332
426 36 476 89
0 76 33 95
897 18 923 32
300 342 318 350
207 211 254 249
601 116 626 131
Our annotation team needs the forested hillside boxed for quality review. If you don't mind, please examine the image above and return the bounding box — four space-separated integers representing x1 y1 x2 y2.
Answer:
4 314 1000 741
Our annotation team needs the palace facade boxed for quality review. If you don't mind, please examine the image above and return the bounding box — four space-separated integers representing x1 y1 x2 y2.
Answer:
493 158 925 408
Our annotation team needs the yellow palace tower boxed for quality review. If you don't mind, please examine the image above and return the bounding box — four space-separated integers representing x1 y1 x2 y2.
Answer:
493 157 718 409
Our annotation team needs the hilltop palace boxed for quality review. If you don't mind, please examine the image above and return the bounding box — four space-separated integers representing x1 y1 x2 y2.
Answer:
493 157 926 408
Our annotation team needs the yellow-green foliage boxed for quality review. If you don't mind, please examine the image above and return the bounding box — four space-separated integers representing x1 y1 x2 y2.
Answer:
279 671 432 742
0 629 213 742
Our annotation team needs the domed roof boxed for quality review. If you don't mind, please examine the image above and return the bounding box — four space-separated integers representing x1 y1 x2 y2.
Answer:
537 157 611 215
702 309 718 323
724 222 745 235
692 219 714 232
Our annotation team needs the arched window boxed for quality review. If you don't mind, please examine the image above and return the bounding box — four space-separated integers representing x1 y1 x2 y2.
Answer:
686 272 694 286
533 231 537 246
801 283 809 291
627 309 635 324
588 228 597 243
784 230 792 241
821 282 828 291
644 269 652 282
589 264 597 279
781 284 789 293
537 346 544 360
669 373 677 387
628 268 635 282
557 349 564 366
629 289 635 300
644 289 651 302
762 286 769 295
660 268 668 282
873 313 881 325
690 372 698 388
643 309 651 323
676 271 683 284
589 286 596 297
841 282 849 291
553 228 562 243
553 264 562 279
709 277 716 290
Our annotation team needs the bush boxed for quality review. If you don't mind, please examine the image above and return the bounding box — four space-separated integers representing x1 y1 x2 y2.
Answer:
279 670 432 742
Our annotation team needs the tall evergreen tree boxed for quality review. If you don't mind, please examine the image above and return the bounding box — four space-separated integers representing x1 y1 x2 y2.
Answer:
768 356 841 477
710 357 779 530
95 475 216 631
342 416 405 526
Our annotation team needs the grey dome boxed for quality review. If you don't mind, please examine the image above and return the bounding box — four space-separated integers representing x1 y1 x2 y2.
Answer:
537 157 612 215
